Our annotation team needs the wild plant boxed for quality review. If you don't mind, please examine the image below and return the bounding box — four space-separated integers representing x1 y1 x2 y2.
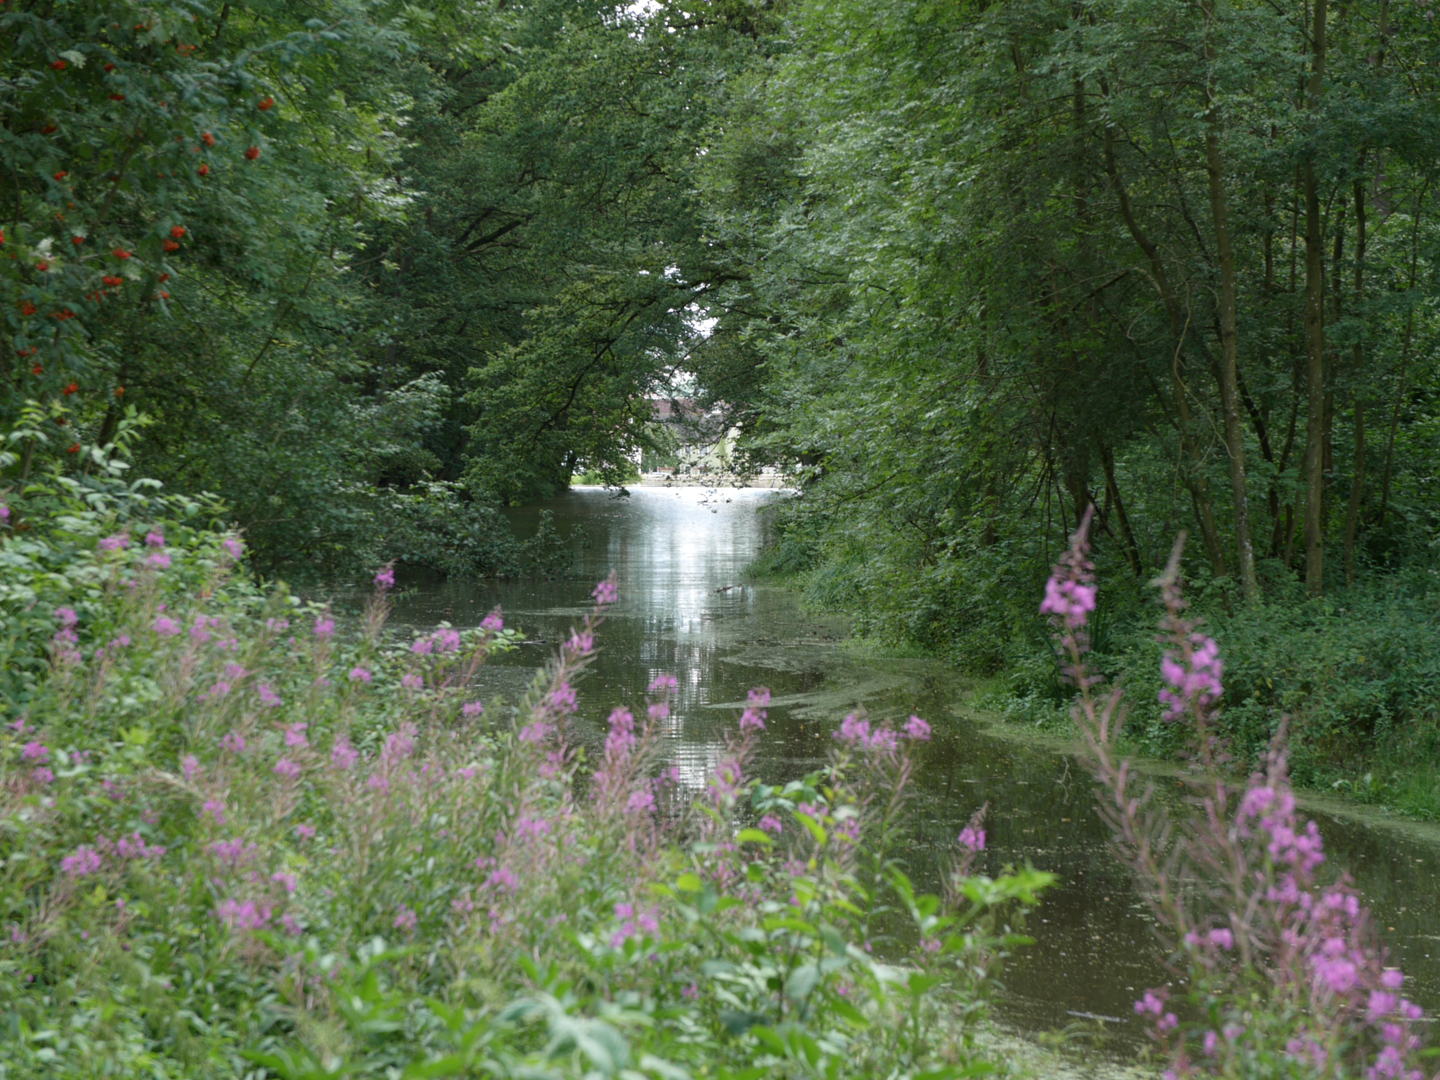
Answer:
1047 508 1430 1079
1 509 1052 1078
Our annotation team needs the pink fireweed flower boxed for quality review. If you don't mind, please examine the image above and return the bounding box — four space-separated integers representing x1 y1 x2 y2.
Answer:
204 680 231 698
740 686 769 731
330 739 358 770
1040 575 1096 628
222 537 243 560
393 905 418 932
566 631 594 655
382 726 415 764
592 578 619 605
401 673 423 690
295 823 316 841
866 727 900 754
627 789 656 814
548 683 577 713
98 533 129 551
515 816 552 841
145 531 165 547
270 871 298 895
20 742 49 762
272 759 302 779
215 898 271 932
411 638 433 656
115 832 165 860
145 552 172 570
31 766 54 784
759 814 783 835
835 713 870 744
462 700 484 716
61 845 103 877
202 799 226 824
1134 990 1167 1017
366 774 389 793
649 673 679 694
55 607 78 627
312 617 335 637
257 684 282 708
220 731 246 754
904 714 932 741
433 628 461 653
958 826 986 852
223 662 247 681
1369 991 1399 1022
282 913 303 936
486 867 517 892
348 666 372 683
374 565 395 591
1159 633 1225 720
265 617 290 632
283 723 309 749
480 609 504 632
181 754 200 781
519 721 551 745
606 708 636 754
648 700 670 721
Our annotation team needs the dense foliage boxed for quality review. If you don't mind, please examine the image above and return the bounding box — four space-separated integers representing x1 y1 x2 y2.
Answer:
688 0 1440 791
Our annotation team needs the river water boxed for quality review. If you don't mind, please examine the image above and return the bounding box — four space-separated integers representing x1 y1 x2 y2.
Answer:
380 485 1440 1042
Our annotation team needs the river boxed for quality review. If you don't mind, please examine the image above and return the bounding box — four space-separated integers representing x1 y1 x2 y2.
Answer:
379 484 1440 1043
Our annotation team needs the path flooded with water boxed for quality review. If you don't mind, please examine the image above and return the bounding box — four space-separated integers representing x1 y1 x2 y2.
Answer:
379 485 1440 1042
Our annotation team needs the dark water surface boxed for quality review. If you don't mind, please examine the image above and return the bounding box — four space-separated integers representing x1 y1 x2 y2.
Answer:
379 486 1440 1041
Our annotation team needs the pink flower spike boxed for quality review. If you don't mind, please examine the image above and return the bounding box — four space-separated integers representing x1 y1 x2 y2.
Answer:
374 565 395 591
904 715 932 741
958 826 985 852
145 531 165 547
312 617 335 637
480 609 504 632
462 700 484 716
592 578 619 605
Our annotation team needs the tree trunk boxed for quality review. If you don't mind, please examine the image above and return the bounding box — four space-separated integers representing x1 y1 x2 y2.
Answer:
1101 445 1143 576
1200 28 1260 603
1302 0 1329 596
1343 178 1367 585
1379 180 1426 525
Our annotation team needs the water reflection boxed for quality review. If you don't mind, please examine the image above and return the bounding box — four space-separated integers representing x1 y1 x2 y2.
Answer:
378 485 1440 1042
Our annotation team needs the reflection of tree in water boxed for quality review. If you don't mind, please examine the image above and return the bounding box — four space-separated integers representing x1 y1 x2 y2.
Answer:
521 510 589 578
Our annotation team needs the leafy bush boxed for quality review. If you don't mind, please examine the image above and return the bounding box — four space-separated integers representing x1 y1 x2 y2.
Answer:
0 535 1049 1076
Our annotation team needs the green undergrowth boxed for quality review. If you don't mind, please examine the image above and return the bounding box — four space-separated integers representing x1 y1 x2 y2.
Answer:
749 533 1440 822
